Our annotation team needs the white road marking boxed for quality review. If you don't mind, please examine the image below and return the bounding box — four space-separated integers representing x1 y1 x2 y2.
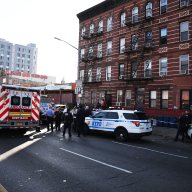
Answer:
60 148 132 174
0 138 41 162
113 141 189 159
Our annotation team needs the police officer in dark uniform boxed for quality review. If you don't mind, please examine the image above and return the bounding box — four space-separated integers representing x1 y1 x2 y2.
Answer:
76 104 85 137
63 108 73 137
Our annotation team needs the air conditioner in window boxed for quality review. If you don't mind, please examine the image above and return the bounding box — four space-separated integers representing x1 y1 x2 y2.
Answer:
160 71 167 77
181 69 188 74
121 48 125 53
119 75 124 80
181 0 188 7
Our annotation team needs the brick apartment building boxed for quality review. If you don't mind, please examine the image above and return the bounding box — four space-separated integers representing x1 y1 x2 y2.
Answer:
77 0 192 120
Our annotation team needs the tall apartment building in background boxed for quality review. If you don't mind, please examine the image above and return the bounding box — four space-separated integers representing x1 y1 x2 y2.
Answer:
0 38 38 73
77 0 192 120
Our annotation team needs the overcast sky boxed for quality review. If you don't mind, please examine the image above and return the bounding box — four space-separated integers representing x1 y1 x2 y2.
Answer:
0 0 103 83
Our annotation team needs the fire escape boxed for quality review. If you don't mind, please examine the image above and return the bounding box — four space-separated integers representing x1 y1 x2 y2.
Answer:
80 26 103 85
124 6 154 83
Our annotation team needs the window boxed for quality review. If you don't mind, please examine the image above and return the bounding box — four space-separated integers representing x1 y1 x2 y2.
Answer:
81 26 86 38
132 7 139 23
106 41 112 56
161 90 168 109
106 66 111 81
120 38 125 53
131 61 138 78
160 27 167 44
125 90 131 106
97 43 102 58
181 90 190 109
180 0 189 7
88 68 92 82
119 64 124 79
131 34 138 50
180 54 189 74
96 67 101 81
107 16 113 32
22 97 31 106
91 91 97 105
180 21 189 42
150 90 157 108
144 60 152 77
80 49 85 59
98 20 103 32
117 90 123 103
80 70 84 81
159 57 167 75
11 96 20 106
160 0 167 14
88 46 94 58
106 112 119 119
146 2 153 18
120 12 126 27
90 24 94 34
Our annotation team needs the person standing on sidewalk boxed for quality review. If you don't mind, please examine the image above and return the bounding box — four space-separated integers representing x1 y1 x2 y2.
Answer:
45 106 55 132
76 104 86 137
63 108 73 137
54 108 62 131
174 110 191 142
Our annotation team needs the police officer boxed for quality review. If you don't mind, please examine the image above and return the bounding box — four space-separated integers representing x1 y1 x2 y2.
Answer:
63 108 73 137
76 104 85 137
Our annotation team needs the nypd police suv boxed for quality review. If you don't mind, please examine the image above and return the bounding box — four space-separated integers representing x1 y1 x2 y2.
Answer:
85 109 152 141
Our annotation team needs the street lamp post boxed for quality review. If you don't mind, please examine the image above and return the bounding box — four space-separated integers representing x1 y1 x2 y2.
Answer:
54 37 78 50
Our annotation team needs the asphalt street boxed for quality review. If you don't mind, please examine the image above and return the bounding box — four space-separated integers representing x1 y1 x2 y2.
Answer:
0 127 192 192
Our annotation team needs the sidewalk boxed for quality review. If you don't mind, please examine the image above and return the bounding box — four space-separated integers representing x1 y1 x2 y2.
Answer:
152 126 177 139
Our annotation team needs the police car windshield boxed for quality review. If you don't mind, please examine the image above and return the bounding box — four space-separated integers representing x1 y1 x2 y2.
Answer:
123 112 148 120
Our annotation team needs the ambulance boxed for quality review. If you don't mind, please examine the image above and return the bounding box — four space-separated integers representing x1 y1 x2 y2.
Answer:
0 84 41 131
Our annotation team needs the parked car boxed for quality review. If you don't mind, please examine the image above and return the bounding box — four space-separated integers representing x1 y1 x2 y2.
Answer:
187 124 192 139
85 110 152 141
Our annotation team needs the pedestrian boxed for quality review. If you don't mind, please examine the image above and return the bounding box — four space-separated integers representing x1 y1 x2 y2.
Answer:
101 98 106 110
63 108 73 137
76 104 86 137
54 108 62 131
85 105 92 117
45 106 55 132
174 110 191 142
96 100 101 109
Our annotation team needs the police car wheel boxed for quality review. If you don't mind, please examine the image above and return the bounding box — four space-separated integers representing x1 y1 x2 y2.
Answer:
115 128 128 142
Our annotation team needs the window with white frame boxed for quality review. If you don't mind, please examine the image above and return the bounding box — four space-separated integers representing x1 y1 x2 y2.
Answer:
120 38 125 53
150 90 157 108
160 0 167 14
180 54 189 74
146 2 153 18
90 24 94 34
97 43 102 58
84 91 89 104
98 20 103 32
125 90 131 106
117 90 123 103
161 90 168 109
107 41 112 56
91 91 97 105
159 57 167 75
160 27 167 44
107 16 113 32
131 34 138 50
106 65 111 81
80 49 85 59
132 7 139 23
144 59 152 77
120 12 126 27
119 64 125 78
96 67 101 81
99 91 105 103
88 68 92 82
81 26 86 38
80 70 84 81
180 21 189 42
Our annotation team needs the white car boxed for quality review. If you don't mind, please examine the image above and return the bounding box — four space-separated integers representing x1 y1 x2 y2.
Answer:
85 110 152 141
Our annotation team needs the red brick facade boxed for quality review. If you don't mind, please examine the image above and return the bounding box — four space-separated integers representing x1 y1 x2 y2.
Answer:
77 0 192 118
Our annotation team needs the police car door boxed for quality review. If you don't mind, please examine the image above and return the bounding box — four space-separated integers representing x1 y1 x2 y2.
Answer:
103 112 119 132
90 111 106 130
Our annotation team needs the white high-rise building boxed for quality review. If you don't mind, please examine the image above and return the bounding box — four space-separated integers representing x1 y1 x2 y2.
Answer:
0 38 38 73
